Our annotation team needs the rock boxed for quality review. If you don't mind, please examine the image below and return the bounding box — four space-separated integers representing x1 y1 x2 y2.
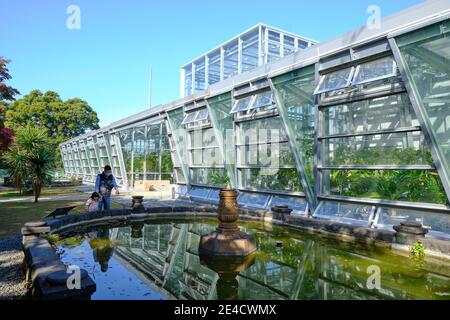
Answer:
24 221 47 228
271 204 293 214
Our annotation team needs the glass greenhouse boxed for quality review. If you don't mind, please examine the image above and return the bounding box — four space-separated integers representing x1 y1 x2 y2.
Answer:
60 0 450 237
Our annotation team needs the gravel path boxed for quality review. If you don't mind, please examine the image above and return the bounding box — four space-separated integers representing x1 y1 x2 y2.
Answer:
0 236 28 300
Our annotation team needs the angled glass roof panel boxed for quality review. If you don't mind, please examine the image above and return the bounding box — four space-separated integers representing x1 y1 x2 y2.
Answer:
194 109 209 122
249 91 274 110
237 192 270 209
230 96 253 114
313 201 376 227
181 111 197 125
314 66 354 95
352 56 397 85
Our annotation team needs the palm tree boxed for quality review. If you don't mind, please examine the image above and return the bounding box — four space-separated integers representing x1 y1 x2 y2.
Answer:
2 125 55 202
2 148 28 195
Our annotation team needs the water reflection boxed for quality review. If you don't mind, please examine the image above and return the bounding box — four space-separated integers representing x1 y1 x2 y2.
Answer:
86 228 116 272
57 220 450 300
200 254 256 300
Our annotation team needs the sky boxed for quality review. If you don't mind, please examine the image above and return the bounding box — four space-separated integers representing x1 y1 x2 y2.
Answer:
0 0 424 127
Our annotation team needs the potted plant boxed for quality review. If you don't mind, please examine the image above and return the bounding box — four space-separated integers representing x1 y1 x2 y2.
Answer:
209 172 232 189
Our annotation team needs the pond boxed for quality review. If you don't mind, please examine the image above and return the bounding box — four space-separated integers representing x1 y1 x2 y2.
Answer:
55 218 450 300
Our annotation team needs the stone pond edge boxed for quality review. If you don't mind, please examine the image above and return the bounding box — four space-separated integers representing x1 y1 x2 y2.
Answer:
21 204 450 299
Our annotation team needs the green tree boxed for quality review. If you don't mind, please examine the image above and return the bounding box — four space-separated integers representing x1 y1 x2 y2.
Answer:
2 126 55 202
2 148 28 194
0 57 19 151
4 90 100 167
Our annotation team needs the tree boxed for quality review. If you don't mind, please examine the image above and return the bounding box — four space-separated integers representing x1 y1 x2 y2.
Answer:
2 148 28 194
4 90 100 167
0 57 19 151
2 126 55 202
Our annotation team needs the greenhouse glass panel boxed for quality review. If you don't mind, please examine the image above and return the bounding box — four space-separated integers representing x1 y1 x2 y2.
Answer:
322 94 419 136
189 128 218 149
167 108 189 184
194 109 209 122
175 168 185 184
181 112 197 125
314 66 354 94
313 201 375 226
268 31 281 63
188 187 210 202
194 60 206 91
239 168 303 192
119 128 133 178
184 65 193 96
272 66 316 193
237 142 295 167
175 184 188 197
231 96 253 113
242 30 259 72
396 20 450 189
224 41 239 79
352 56 397 85
321 169 448 205
190 148 223 166
249 91 274 110
208 50 221 85
133 127 146 176
190 167 227 186
207 93 236 187
237 116 288 144
375 207 450 237
284 36 295 56
207 189 220 203
323 131 433 166
237 192 270 209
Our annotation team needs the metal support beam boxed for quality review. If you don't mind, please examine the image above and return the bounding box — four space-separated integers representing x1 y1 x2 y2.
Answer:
389 37 450 203
269 78 317 211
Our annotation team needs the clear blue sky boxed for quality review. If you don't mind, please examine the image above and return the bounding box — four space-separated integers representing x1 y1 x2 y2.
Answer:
0 0 423 127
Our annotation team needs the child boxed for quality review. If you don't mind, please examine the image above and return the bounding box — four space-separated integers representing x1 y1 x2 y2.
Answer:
85 192 101 212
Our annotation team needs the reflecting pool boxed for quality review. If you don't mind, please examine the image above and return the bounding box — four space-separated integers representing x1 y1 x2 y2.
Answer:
55 218 450 300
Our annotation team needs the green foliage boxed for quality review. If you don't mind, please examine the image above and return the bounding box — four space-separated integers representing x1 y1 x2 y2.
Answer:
208 172 230 187
410 241 425 267
330 145 434 166
45 234 60 246
2 148 28 194
0 57 19 151
2 125 55 202
0 57 20 101
330 169 448 205
161 151 174 174
246 168 302 192
4 90 99 168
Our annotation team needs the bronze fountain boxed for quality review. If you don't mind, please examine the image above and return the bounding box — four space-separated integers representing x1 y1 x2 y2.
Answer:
199 188 256 257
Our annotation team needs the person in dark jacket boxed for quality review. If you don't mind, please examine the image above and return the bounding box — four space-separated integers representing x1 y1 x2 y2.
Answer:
95 165 119 211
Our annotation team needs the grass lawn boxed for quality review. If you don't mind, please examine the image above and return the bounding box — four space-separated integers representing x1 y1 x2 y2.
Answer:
0 200 126 238
0 187 84 198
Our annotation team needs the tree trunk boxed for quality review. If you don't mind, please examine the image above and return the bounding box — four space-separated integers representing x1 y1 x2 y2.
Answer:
33 180 41 203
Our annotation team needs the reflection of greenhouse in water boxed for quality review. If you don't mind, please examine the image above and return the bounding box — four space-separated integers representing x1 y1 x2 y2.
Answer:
106 222 450 300
61 1 450 236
